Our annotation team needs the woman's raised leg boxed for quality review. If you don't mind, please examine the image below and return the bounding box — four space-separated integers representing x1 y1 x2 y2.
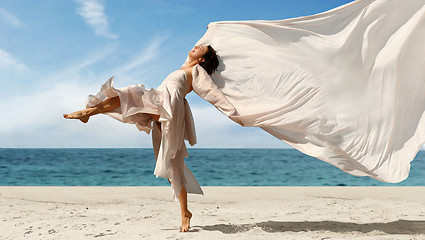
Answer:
179 186 192 232
64 96 160 123
63 96 121 123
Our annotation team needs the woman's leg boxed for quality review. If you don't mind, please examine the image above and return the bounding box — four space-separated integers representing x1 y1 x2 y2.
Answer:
63 96 120 123
64 96 160 123
179 186 192 232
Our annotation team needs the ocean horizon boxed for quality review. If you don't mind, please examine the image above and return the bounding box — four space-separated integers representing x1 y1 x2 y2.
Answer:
0 148 424 187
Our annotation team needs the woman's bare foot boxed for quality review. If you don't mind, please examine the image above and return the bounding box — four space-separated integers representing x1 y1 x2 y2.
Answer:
63 109 93 123
180 210 192 232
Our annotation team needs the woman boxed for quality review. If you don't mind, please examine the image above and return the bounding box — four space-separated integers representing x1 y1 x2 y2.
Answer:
64 45 219 232
65 0 425 232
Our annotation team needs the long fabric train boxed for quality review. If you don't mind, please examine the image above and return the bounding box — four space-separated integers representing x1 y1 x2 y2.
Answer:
190 0 425 183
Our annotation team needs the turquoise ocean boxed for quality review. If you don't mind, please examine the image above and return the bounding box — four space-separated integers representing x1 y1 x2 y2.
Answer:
0 148 423 186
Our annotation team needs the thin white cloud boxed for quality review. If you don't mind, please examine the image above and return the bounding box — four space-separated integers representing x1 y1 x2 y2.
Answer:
0 8 25 28
0 49 27 71
75 0 117 39
52 44 117 80
114 35 168 76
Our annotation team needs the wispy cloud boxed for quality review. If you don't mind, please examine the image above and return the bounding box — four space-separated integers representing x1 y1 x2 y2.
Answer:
0 49 27 71
0 8 25 28
114 35 168 76
74 0 117 39
52 44 117 80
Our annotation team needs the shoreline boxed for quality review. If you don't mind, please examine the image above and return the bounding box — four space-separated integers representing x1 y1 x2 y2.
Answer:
1 186 424 239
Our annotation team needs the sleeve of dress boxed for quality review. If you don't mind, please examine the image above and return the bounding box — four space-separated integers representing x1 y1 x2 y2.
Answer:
85 76 171 134
191 65 241 125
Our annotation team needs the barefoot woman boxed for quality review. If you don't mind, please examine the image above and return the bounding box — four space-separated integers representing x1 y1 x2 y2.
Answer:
64 45 219 232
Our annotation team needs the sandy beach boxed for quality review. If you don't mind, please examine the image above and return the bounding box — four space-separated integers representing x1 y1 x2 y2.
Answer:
0 186 424 239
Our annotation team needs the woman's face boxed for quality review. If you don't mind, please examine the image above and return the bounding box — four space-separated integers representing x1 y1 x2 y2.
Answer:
188 45 208 60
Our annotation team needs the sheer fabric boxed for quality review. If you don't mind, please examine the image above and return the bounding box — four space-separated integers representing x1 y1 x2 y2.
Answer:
191 0 425 183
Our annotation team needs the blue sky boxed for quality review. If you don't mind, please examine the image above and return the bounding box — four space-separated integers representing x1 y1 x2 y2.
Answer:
0 0 360 148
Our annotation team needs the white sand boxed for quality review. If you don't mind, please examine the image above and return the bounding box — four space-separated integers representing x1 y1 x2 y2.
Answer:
0 186 424 239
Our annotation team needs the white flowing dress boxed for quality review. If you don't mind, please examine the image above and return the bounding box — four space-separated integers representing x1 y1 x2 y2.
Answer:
86 70 203 199
190 0 425 183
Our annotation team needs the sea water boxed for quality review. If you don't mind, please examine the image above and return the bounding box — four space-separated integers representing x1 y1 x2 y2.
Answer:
0 148 423 186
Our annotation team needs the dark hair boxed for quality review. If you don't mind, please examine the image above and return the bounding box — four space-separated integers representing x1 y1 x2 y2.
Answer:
199 45 219 75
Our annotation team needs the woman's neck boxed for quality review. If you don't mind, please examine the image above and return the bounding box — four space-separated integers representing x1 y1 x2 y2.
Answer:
183 59 199 68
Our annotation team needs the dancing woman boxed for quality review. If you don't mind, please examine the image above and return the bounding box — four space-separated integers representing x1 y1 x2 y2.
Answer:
64 45 219 232
64 0 425 233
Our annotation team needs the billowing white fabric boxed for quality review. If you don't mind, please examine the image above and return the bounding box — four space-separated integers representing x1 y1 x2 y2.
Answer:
86 70 203 199
191 0 425 183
